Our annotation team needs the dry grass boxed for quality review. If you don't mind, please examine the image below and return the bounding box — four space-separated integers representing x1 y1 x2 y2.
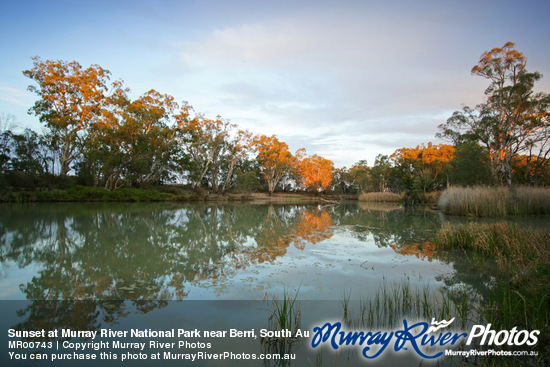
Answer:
438 186 550 216
358 192 403 202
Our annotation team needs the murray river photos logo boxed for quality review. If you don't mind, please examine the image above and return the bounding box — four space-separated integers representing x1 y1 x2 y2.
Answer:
310 318 540 360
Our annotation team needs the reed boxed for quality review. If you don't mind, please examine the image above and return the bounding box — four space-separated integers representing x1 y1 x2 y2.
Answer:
358 192 403 202
262 289 301 354
434 222 549 272
433 222 550 356
341 279 473 330
438 186 550 217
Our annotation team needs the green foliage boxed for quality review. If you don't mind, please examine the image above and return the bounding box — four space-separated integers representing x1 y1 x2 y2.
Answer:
233 169 263 192
0 113 16 173
10 129 50 175
448 141 492 186
369 154 392 192
1 185 176 202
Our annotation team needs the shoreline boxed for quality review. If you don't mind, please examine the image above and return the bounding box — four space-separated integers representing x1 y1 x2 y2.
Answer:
0 185 358 204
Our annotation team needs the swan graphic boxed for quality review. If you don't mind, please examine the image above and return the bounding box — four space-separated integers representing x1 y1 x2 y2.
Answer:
426 317 455 333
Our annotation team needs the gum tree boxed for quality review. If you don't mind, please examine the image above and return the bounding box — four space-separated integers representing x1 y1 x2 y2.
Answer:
24 57 121 175
251 135 296 195
437 42 550 186
295 148 334 192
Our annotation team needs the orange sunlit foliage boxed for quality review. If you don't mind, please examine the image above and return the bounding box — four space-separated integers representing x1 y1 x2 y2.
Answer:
512 154 550 186
391 143 456 192
291 209 333 249
252 135 296 194
295 148 334 192
86 89 177 190
24 57 119 175
253 208 334 261
389 241 439 262
392 142 455 171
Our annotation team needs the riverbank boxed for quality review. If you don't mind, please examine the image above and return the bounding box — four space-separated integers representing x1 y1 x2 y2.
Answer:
0 184 356 203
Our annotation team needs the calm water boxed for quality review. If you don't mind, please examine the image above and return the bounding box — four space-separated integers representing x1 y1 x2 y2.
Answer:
3 201 538 366
0 202 458 301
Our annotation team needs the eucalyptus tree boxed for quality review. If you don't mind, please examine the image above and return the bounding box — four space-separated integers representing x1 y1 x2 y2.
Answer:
0 113 16 172
437 42 550 186
251 135 296 195
24 57 123 176
174 107 251 193
82 89 179 189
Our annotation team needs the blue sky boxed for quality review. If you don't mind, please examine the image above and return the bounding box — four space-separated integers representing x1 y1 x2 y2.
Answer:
1 0 549 168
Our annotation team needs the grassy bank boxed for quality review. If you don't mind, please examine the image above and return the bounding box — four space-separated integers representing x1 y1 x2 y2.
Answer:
0 185 183 202
439 186 550 216
433 222 550 361
0 185 350 203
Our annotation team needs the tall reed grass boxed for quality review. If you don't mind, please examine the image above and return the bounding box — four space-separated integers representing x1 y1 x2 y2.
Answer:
434 222 549 273
438 186 550 216
433 222 550 358
339 279 473 331
358 192 402 202
262 289 301 355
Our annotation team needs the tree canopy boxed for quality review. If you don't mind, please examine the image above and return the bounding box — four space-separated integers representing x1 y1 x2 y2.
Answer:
3 49 547 195
24 57 121 175
437 42 550 186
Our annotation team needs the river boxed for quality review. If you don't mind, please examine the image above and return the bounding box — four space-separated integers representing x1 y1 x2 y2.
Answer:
1 202 544 366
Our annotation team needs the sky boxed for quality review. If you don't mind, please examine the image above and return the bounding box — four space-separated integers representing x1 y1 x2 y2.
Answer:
1 0 549 168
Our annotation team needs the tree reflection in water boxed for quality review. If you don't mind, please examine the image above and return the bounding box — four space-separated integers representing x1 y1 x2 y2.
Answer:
0 202 488 339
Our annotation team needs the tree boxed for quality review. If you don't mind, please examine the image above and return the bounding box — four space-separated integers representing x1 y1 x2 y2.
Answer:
512 154 550 186
24 57 121 175
369 154 392 192
0 113 16 173
437 42 550 186
219 129 252 193
251 135 295 195
120 90 178 186
233 159 264 193
330 167 354 193
391 143 455 194
81 89 178 189
295 149 334 192
348 160 370 192
11 129 51 176
448 141 492 186
175 109 243 192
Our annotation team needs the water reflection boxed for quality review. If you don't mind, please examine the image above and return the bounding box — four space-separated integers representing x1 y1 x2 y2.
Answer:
0 202 453 304
1 201 514 367
0 203 473 335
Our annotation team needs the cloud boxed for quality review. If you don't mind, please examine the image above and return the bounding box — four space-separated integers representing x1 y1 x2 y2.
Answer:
4 0 546 168
169 5 483 127
0 85 31 107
